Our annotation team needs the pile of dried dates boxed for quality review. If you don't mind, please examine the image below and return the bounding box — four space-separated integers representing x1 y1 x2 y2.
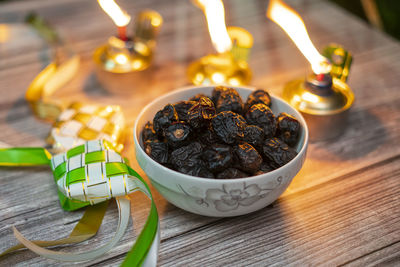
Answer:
142 86 301 179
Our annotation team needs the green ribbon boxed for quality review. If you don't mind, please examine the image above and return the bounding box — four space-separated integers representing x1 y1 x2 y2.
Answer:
0 147 52 166
122 167 159 267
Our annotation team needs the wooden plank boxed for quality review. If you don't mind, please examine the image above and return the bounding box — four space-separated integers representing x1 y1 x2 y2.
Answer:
343 241 400 266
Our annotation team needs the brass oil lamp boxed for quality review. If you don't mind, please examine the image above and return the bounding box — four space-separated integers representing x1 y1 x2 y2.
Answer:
188 0 253 86
94 0 162 93
267 0 354 142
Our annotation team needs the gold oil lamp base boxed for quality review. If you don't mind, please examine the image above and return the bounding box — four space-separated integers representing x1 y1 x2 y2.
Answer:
93 36 153 94
187 53 251 86
283 73 354 142
94 36 152 73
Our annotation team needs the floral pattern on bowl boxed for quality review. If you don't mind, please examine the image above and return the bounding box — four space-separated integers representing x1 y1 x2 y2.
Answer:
178 176 282 212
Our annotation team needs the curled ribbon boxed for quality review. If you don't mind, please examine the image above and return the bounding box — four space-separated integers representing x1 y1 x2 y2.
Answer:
0 140 160 266
25 12 79 122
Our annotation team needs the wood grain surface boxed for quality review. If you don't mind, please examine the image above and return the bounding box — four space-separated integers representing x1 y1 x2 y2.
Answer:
0 0 400 266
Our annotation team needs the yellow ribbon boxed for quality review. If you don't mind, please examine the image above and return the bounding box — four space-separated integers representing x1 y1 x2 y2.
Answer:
25 55 80 121
0 200 109 257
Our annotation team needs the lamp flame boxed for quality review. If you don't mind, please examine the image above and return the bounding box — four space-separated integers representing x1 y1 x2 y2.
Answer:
195 0 232 54
98 0 131 27
267 0 330 74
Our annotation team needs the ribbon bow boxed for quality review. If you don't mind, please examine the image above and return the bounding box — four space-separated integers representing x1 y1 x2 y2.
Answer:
0 140 159 266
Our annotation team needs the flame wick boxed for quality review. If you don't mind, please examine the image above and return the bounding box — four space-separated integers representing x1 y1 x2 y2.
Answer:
267 0 329 74
98 0 131 27
118 25 127 41
196 0 232 54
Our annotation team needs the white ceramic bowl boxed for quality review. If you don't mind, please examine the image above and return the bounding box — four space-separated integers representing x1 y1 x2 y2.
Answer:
134 86 308 217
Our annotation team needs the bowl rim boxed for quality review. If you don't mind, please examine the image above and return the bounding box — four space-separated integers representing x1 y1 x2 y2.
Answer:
133 85 309 184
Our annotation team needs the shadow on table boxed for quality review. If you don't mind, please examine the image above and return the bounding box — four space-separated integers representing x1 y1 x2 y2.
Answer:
83 66 161 97
307 107 387 161
5 93 51 142
81 72 111 97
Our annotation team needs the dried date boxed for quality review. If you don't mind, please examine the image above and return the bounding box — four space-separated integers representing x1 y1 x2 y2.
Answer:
215 88 244 114
212 111 247 144
165 122 191 148
262 138 297 168
211 86 228 104
198 126 220 145
255 162 276 175
170 142 203 170
144 140 169 164
244 89 271 111
202 144 233 173
153 104 179 136
234 142 263 174
142 122 158 142
178 163 214 178
188 97 216 129
174 101 197 122
245 103 276 138
189 94 208 102
243 125 264 149
276 112 301 147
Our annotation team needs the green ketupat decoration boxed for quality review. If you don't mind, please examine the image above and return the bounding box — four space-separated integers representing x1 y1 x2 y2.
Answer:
322 44 353 82
0 140 160 266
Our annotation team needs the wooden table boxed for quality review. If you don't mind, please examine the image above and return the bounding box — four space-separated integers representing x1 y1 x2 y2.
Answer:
1 0 400 265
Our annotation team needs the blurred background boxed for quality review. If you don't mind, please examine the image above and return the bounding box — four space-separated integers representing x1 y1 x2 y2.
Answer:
330 0 400 40
0 0 399 40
